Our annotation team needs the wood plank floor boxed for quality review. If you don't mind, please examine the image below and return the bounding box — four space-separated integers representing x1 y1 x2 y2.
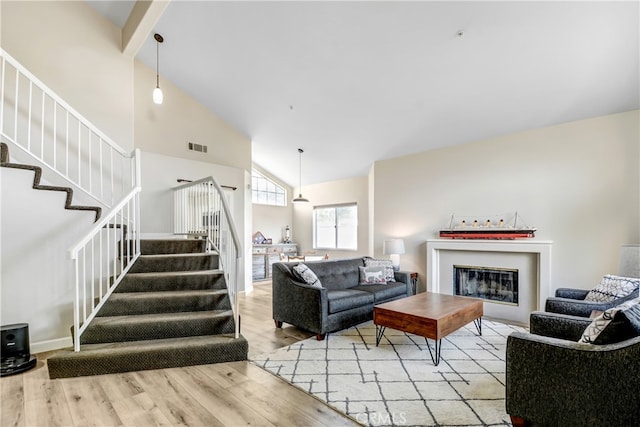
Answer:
0 281 360 427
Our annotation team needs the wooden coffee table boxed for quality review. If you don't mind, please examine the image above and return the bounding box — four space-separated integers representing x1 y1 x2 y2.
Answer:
374 292 483 365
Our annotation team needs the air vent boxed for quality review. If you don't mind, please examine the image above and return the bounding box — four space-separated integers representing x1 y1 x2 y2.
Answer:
187 142 208 154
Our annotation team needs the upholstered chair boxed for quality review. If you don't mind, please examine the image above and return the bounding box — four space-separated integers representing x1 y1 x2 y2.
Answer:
506 311 640 426
545 286 639 317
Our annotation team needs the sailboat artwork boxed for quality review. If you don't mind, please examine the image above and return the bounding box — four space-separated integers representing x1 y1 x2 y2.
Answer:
439 212 536 239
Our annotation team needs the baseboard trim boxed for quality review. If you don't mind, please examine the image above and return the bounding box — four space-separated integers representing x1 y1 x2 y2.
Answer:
32 336 73 354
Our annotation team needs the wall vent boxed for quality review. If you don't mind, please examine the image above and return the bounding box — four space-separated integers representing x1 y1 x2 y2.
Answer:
187 142 208 154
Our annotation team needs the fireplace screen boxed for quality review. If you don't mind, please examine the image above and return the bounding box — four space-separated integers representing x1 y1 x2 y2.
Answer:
454 265 518 305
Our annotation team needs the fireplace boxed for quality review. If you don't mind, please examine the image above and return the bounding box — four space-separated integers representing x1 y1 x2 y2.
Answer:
454 265 518 305
426 239 552 324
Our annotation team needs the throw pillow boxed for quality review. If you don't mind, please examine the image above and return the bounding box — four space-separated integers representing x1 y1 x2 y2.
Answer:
580 296 640 344
293 263 323 288
584 274 640 302
358 266 387 285
364 258 396 282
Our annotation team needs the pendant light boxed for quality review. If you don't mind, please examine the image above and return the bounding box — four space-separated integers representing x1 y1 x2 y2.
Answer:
292 148 309 203
153 33 164 104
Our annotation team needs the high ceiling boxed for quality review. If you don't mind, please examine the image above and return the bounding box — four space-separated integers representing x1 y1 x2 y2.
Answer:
88 1 639 187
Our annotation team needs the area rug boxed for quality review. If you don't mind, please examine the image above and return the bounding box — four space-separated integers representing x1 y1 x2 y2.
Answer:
251 320 526 426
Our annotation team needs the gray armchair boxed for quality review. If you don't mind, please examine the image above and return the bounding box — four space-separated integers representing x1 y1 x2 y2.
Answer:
545 287 639 317
506 311 640 426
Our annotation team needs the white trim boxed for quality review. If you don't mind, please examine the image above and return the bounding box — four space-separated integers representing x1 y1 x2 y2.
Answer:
32 336 73 354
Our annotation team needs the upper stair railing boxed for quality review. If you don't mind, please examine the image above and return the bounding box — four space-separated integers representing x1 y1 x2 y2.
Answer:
174 177 242 338
0 49 137 207
1 49 141 352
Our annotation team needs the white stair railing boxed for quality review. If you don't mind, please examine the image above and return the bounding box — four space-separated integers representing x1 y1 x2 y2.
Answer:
1 49 142 352
0 49 136 207
68 180 141 351
174 177 242 339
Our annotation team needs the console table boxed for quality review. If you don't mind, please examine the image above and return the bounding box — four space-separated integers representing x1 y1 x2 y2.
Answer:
252 243 297 281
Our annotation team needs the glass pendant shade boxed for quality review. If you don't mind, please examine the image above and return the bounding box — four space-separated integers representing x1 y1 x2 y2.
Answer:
153 86 163 104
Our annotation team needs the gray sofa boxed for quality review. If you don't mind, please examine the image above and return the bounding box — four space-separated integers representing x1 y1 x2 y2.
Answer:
272 257 412 339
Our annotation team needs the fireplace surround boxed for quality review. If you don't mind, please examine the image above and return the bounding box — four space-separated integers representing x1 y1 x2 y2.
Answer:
426 239 552 324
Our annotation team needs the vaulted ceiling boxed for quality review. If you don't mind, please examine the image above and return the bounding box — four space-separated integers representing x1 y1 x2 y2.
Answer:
88 1 639 187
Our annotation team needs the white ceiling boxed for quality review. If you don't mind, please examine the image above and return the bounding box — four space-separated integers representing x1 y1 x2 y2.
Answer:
88 1 639 187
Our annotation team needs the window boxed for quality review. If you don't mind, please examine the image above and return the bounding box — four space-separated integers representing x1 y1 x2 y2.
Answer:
313 203 358 250
251 169 286 206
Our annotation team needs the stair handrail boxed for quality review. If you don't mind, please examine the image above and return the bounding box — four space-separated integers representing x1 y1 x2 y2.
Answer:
0 48 137 208
173 176 242 339
68 177 142 352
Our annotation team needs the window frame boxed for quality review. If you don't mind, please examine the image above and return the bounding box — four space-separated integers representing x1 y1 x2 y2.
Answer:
313 202 358 251
251 169 287 207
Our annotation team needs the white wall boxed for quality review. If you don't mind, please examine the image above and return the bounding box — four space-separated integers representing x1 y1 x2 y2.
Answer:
139 151 251 292
134 61 251 171
1 1 134 150
293 175 370 259
0 167 95 353
374 110 640 292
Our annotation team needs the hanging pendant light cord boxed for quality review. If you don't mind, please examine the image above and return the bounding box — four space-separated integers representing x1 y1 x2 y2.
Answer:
156 39 160 87
298 148 303 194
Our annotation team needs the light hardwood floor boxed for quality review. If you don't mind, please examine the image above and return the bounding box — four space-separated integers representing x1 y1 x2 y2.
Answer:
0 281 360 427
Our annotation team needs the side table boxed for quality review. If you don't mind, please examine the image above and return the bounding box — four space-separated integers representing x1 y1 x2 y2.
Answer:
398 271 418 295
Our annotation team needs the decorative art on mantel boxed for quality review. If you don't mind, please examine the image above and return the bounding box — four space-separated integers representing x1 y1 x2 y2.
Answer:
440 212 536 240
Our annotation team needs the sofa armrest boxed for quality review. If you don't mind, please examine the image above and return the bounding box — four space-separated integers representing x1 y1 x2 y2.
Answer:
506 332 640 426
394 271 412 295
554 287 589 300
529 311 592 341
272 263 328 334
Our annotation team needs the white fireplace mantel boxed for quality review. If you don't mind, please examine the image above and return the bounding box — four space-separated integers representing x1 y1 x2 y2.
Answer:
426 239 553 312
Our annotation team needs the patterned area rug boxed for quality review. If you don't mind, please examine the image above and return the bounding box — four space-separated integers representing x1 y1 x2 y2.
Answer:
251 320 526 426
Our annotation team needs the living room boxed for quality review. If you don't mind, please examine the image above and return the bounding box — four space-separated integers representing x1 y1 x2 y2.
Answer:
1 1 639 426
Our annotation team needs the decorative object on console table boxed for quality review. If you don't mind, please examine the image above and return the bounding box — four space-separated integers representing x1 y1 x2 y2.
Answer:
383 238 405 271
439 212 536 239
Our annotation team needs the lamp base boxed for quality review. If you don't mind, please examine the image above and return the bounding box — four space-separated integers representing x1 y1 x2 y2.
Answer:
390 254 400 272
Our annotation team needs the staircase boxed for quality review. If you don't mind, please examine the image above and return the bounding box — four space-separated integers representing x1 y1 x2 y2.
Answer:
0 142 102 222
47 238 248 379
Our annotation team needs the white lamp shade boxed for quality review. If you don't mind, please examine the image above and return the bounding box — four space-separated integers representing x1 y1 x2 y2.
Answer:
383 239 405 255
618 244 640 278
153 86 163 104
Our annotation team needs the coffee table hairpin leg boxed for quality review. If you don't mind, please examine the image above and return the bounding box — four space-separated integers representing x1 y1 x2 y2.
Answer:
426 317 482 366
375 325 386 346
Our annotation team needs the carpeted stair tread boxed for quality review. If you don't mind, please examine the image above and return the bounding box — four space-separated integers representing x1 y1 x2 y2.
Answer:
128 253 219 273
47 334 249 378
1 143 102 222
140 239 207 255
116 270 226 292
80 310 235 344
98 289 230 316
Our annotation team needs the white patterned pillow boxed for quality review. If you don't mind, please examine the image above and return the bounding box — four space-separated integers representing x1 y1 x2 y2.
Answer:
364 258 396 282
580 296 640 344
293 263 323 288
584 274 640 302
359 266 387 285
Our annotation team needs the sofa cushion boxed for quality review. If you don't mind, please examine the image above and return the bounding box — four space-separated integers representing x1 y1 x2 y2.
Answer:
580 296 640 344
364 257 396 282
359 266 387 284
584 274 640 302
304 258 364 290
352 282 408 303
293 263 323 288
327 289 375 314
